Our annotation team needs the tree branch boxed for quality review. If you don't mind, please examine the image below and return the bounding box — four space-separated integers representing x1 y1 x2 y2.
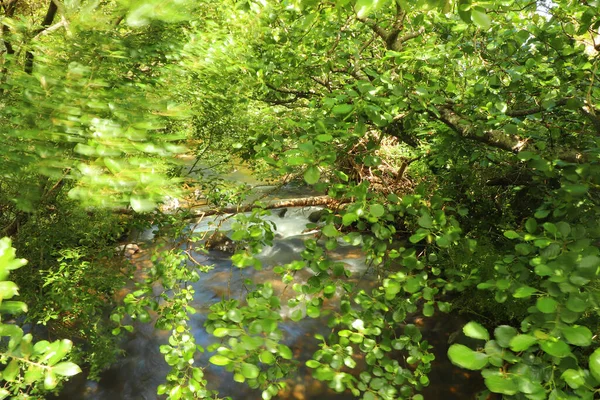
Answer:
432 106 583 163
506 98 569 117
390 27 425 51
1 0 18 56
24 0 58 74
265 82 315 98
357 17 390 43
581 106 600 134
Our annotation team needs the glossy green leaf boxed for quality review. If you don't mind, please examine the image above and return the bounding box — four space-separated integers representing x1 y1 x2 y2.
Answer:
589 348 600 381
304 166 320 185
370 203 385 218
240 362 260 379
463 321 489 341
539 340 570 358
471 8 491 29
52 362 82 377
494 326 517 348
447 344 488 370
513 286 537 298
322 224 339 238
561 369 585 389
209 355 232 366
561 325 592 347
509 335 537 352
331 103 354 114
536 297 558 314
2 359 19 382
484 374 518 395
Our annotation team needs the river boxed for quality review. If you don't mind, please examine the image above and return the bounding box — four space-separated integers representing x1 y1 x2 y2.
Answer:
57 167 487 399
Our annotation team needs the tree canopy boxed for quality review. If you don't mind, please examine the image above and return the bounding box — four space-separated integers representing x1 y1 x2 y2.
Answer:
1 0 599 399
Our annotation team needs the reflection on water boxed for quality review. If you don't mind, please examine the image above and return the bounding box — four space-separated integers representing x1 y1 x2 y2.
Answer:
58 207 486 400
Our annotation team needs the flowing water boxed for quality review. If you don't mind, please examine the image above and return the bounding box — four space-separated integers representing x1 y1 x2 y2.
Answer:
57 205 486 400
58 166 486 399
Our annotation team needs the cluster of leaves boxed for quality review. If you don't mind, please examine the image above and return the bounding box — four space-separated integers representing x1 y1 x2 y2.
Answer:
0 237 81 399
2 0 600 399
203 0 600 399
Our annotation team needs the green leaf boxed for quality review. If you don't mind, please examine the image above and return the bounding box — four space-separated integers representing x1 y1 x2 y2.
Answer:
536 297 558 314
227 309 242 323
418 211 433 228
561 325 592 347
44 371 58 390
24 366 43 384
331 103 354 115
322 224 339 238
0 281 19 299
471 8 491 30
354 0 382 19
409 229 429 244
209 355 232 366
589 348 600 381
423 303 434 317
278 344 293 360
484 374 518 395
240 362 260 379
463 321 489 341
316 134 333 142
567 293 587 312
213 328 230 337
44 340 73 366
130 196 156 213
561 369 585 389
370 203 385 218
534 209 550 219
447 344 488 370
259 351 275 364
539 340 570 358
513 285 537 298
304 166 320 185
342 212 358 226
494 326 517 348
509 334 537 352
525 218 537 233
0 300 27 314
503 230 520 239
52 361 82 377
2 359 19 381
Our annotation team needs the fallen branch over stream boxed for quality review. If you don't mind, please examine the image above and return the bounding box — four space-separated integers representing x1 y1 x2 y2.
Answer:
186 195 351 219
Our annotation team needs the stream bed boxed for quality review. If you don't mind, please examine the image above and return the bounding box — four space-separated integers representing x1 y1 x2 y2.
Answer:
57 205 486 400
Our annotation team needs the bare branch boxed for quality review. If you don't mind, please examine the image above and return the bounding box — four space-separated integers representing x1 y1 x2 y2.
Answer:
31 18 66 40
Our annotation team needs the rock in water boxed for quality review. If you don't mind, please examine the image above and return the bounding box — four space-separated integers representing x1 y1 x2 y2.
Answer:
308 209 327 223
205 231 236 253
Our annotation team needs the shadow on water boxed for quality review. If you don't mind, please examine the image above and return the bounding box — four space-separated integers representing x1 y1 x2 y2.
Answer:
57 207 488 400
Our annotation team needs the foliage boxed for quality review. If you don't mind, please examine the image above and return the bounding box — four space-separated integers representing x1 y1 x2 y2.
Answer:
0 237 80 399
2 0 600 399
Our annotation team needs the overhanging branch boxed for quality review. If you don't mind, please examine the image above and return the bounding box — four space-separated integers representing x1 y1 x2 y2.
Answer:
506 98 569 117
432 106 584 163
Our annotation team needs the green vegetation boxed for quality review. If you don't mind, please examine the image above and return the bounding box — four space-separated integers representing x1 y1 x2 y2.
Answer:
1 0 599 399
